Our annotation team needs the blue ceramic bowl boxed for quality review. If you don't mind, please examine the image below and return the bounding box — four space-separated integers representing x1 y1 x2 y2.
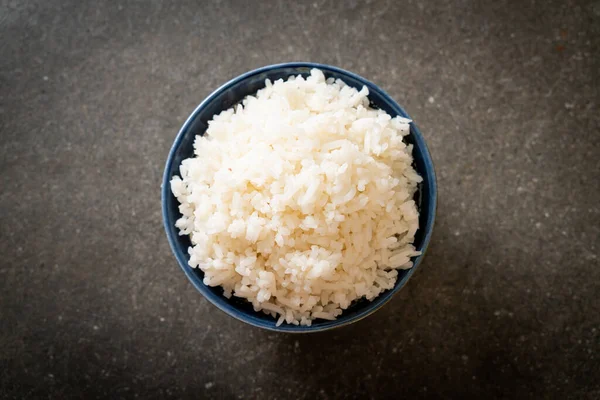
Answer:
162 62 437 333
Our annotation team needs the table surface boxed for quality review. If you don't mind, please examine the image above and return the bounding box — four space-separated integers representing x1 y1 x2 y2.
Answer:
1 1 599 399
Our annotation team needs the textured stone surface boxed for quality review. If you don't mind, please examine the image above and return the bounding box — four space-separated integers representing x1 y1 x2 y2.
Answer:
1 0 599 398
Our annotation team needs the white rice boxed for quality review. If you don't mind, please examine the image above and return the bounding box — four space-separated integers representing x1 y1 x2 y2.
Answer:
171 69 422 326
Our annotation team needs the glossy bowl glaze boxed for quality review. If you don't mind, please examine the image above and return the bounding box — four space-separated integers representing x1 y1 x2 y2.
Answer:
162 62 437 332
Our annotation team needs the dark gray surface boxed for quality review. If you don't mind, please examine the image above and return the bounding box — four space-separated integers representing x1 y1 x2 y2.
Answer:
1 0 599 399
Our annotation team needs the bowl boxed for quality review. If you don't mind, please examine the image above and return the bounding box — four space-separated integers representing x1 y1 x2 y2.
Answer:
162 62 437 333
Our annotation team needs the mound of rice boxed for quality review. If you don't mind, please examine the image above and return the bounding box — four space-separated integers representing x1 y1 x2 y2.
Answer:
171 69 422 326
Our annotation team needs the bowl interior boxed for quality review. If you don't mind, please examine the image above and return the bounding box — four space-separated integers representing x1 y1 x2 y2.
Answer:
162 63 436 332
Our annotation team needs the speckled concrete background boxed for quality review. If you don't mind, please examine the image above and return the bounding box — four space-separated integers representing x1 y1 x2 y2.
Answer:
1 0 599 399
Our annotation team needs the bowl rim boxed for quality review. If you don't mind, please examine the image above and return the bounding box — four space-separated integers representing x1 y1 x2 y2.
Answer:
162 62 437 333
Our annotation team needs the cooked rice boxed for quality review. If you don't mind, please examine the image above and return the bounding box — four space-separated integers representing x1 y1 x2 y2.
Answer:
171 69 421 326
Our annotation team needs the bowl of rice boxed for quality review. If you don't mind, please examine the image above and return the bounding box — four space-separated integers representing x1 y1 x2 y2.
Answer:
162 62 436 332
